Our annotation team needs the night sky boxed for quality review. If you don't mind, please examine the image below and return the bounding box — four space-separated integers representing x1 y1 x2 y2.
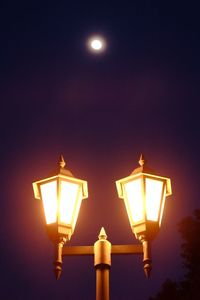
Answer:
1 1 200 299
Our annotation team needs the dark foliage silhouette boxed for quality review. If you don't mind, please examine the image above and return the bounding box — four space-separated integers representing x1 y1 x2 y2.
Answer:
150 209 200 299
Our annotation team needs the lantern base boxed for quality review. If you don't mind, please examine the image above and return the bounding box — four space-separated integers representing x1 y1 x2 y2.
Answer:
132 220 159 241
46 223 72 243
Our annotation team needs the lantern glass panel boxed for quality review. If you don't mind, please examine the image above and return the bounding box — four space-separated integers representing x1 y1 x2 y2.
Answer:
71 187 82 230
145 178 163 221
59 181 80 224
124 178 144 222
40 181 57 224
159 185 166 225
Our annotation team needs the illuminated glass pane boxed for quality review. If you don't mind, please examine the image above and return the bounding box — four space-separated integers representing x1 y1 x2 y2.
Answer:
124 178 144 222
159 185 166 225
146 178 163 221
59 181 80 225
40 181 57 224
71 189 82 231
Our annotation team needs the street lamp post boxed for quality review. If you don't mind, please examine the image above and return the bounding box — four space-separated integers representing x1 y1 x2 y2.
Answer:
33 154 172 300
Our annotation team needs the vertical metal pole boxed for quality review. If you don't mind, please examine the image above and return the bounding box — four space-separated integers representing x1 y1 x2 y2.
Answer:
94 228 111 300
54 237 66 280
140 236 152 278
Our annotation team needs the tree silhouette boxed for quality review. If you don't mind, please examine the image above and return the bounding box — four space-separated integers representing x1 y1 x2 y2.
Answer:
149 279 179 300
149 209 200 299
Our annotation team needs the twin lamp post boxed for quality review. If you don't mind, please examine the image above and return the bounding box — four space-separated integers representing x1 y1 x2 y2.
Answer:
33 154 172 300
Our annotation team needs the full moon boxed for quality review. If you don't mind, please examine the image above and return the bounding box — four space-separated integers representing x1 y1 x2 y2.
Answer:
87 36 106 53
91 39 102 50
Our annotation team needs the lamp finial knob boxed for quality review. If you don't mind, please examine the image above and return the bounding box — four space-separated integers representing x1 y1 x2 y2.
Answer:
139 154 146 166
98 227 107 240
59 154 66 168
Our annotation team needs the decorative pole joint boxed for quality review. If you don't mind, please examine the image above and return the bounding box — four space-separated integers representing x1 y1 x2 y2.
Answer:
139 235 152 279
54 237 67 280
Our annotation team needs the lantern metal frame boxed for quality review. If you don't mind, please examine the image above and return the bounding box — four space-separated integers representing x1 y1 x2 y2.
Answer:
116 155 172 241
33 156 88 243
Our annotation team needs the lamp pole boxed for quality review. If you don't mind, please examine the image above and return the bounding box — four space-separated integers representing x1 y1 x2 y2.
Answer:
94 228 111 300
61 227 143 300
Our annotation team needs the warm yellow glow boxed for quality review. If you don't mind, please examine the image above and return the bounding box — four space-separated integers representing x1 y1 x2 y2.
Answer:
145 178 163 221
71 188 82 230
59 181 80 225
40 181 57 224
124 178 144 223
159 185 166 225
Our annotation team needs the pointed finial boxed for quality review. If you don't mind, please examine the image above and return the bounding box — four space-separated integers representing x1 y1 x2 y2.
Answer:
98 227 107 240
143 262 151 279
59 154 66 168
54 262 62 280
139 154 146 166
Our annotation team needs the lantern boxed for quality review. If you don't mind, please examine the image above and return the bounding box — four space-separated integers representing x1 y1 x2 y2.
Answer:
116 154 172 241
33 155 88 243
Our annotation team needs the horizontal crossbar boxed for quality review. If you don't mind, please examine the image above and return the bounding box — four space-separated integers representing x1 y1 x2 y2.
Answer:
62 246 93 256
62 244 143 256
112 244 143 255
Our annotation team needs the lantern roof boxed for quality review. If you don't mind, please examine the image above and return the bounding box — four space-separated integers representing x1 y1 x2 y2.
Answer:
131 154 155 175
52 154 74 177
33 155 88 200
116 154 172 198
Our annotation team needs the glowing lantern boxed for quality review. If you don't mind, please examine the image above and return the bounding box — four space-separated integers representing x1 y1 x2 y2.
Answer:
116 154 172 241
33 155 88 243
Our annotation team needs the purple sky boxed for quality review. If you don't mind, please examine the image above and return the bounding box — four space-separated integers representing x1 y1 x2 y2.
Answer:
1 1 200 299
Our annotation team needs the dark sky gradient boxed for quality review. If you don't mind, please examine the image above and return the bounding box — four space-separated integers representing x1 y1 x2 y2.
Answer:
1 1 200 299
